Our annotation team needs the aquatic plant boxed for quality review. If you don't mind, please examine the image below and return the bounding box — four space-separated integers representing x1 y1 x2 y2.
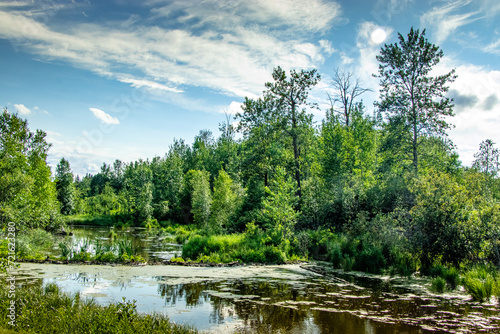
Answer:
431 277 446 293
462 266 494 302
58 241 72 258
0 283 198 334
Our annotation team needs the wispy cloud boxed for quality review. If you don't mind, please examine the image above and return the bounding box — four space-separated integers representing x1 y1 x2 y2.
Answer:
420 0 481 44
119 78 183 93
14 103 31 115
0 0 341 102
483 38 500 55
89 108 119 125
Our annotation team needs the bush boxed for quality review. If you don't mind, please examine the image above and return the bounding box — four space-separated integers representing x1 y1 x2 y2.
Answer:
462 266 495 302
95 251 117 263
443 267 460 290
355 245 386 274
390 249 419 277
263 246 286 264
431 277 446 293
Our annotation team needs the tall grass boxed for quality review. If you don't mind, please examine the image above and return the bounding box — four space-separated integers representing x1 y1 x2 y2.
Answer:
462 265 495 302
0 283 197 334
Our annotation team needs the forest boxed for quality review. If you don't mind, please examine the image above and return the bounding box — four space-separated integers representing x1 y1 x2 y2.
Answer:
2 28 500 299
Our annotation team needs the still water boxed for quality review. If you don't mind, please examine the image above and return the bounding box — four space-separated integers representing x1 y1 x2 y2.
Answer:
56 225 182 262
11 261 500 334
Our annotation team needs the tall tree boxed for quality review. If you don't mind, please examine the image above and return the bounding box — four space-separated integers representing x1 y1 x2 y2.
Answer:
239 66 320 199
472 139 499 177
375 27 456 173
210 169 243 232
55 158 75 215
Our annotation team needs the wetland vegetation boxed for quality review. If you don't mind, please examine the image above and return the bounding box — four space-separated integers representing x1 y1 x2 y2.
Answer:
2 28 500 332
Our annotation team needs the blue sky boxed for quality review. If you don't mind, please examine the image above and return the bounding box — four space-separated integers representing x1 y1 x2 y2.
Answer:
1 0 499 176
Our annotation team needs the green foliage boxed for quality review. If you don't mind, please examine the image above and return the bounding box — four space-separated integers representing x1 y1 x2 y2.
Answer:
409 170 484 266
261 167 299 243
210 169 243 233
55 158 75 215
0 283 197 334
375 27 456 172
431 277 446 293
186 170 212 229
0 109 60 230
462 266 495 302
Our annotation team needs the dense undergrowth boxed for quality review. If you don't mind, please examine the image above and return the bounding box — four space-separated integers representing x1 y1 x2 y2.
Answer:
0 283 197 334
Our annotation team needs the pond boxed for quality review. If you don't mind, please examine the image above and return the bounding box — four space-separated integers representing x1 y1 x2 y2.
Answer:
8 262 500 333
52 225 182 262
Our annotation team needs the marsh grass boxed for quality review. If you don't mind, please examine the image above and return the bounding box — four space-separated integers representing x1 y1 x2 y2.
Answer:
462 265 495 302
431 277 446 293
0 283 197 334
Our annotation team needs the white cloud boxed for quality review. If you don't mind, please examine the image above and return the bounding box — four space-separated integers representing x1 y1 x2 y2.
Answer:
221 101 243 115
119 78 183 93
14 103 31 115
0 1 341 102
483 38 500 55
430 58 500 166
89 108 119 125
420 1 481 44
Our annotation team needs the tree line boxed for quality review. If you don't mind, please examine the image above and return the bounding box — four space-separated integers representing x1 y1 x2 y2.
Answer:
2 28 499 269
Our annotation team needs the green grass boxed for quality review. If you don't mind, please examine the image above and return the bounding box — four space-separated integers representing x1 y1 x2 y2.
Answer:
0 283 197 334
431 276 446 293
462 265 495 302
181 226 290 264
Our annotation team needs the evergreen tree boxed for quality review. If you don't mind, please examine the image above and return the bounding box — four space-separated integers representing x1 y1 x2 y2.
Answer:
375 27 456 173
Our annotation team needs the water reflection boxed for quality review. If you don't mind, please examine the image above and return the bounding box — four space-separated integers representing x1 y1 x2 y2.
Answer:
151 276 500 333
50 225 182 262
5 263 500 333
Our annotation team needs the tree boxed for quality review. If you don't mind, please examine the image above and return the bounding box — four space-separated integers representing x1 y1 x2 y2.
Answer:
472 139 499 177
328 68 370 127
261 167 300 242
55 158 75 215
375 27 456 173
189 170 212 229
210 169 243 232
0 108 60 229
239 66 320 200
124 161 153 224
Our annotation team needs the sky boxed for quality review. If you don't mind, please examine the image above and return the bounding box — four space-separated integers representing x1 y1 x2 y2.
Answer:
1 0 499 176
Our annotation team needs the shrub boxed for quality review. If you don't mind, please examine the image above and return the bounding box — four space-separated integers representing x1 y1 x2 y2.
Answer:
96 251 117 263
443 267 460 290
391 249 419 277
462 266 495 302
355 245 386 274
431 277 446 293
328 242 343 269
263 246 286 264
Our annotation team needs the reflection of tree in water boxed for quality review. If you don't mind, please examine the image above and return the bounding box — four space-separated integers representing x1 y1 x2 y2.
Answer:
155 278 213 307
69 272 99 284
235 302 310 333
